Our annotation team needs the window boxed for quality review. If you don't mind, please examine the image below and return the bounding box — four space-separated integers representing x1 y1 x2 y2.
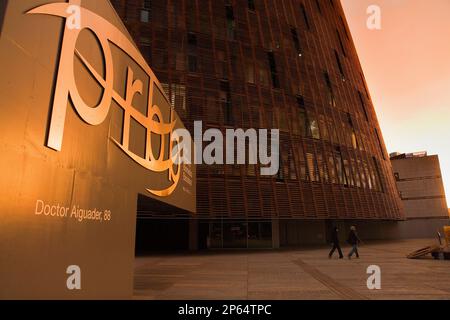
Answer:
372 157 384 192
188 55 197 72
334 50 345 79
258 59 270 87
344 159 354 186
175 53 185 71
336 30 346 57
334 147 348 185
246 60 255 83
217 51 228 79
143 0 151 9
374 128 386 160
340 16 350 40
188 32 197 46
277 153 285 181
358 159 366 188
360 72 370 98
226 5 236 40
140 0 151 23
248 0 256 11
294 144 307 180
351 158 361 187
267 52 280 88
318 114 329 141
308 112 321 139
317 153 328 182
347 113 358 149
297 97 309 137
296 96 320 139
298 107 308 137
187 32 198 73
296 95 305 107
290 27 302 56
307 153 320 182
358 91 369 121
140 10 150 23
139 37 151 63
323 72 335 107
220 81 233 125
301 4 311 30
162 83 187 115
315 0 322 14
328 153 337 184
364 161 373 189
288 148 297 180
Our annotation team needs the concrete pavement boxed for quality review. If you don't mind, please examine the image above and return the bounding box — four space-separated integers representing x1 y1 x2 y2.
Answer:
133 239 450 300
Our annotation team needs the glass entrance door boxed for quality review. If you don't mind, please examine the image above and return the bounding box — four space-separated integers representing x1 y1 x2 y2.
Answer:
207 220 272 249
223 221 248 248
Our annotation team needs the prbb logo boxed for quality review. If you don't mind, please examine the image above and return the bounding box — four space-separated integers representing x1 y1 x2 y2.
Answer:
27 1 183 197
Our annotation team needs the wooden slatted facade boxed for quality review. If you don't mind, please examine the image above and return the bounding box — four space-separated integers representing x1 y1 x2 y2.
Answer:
111 0 403 222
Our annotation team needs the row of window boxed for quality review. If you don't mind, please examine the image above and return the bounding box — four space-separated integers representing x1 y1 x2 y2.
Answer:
161 81 382 159
204 144 384 193
134 0 357 109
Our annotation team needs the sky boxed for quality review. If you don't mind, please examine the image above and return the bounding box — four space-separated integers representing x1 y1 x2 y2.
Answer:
341 0 450 207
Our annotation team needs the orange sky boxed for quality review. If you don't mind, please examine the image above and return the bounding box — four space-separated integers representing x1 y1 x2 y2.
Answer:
341 0 450 207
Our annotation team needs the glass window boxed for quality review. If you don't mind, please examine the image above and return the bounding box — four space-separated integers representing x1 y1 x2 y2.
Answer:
248 0 256 11
308 112 321 139
317 153 328 183
295 145 308 181
258 60 270 87
140 10 150 23
291 27 302 55
372 157 384 192
328 154 337 184
188 55 197 72
358 159 367 188
351 158 361 187
334 49 345 78
267 52 280 88
301 4 311 30
323 72 336 107
226 5 236 40
246 60 255 83
319 114 329 141
344 159 354 186
334 148 348 185
306 152 320 182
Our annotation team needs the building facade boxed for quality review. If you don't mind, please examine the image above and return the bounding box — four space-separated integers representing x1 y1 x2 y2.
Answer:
111 0 404 249
391 152 449 220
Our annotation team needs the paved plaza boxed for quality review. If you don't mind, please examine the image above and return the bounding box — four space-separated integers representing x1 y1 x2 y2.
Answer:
133 239 450 300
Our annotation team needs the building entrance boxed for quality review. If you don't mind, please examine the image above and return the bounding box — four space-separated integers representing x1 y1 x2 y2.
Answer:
206 220 272 249
135 194 191 254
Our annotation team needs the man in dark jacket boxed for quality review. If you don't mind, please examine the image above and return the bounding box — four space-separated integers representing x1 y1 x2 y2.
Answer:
347 226 362 259
328 227 344 259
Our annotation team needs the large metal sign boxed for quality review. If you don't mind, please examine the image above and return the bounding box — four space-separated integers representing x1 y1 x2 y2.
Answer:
0 0 195 299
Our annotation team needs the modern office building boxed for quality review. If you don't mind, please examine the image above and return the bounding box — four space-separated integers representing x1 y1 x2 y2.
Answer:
111 0 403 250
390 152 449 220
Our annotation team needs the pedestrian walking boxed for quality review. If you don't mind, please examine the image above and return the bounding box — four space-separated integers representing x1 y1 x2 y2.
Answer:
328 226 344 259
347 226 362 259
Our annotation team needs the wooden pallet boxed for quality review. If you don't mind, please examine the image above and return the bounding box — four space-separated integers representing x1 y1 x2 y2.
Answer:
406 246 441 259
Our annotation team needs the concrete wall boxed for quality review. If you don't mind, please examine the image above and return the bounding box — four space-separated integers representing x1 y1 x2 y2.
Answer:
391 155 449 219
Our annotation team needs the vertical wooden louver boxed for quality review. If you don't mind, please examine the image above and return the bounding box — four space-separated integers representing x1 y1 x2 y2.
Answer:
111 0 403 221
